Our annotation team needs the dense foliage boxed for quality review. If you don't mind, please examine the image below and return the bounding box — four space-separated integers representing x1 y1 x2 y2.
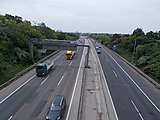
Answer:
0 14 79 84
92 28 160 83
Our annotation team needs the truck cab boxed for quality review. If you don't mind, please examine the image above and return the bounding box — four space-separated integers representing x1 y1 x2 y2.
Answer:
36 61 53 76
66 50 75 60
36 63 47 76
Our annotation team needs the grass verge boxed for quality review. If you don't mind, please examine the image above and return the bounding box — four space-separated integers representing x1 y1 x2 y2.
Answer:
0 63 28 85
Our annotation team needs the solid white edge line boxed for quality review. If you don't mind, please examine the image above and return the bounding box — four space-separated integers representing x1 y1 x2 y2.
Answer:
0 51 65 104
112 70 118 78
131 100 144 120
102 47 160 113
58 76 64 86
0 75 36 104
41 75 50 85
66 44 85 120
8 116 13 120
0 51 65 103
91 49 119 120
41 51 65 85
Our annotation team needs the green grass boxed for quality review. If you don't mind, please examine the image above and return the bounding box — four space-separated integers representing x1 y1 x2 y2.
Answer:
116 47 133 62
116 46 160 83
0 51 55 85
0 63 27 85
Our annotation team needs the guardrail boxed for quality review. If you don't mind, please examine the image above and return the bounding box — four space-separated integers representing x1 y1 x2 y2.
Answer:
90 39 114 120
0 50 59 89
77 52 87 120
100 44 160 89
66 40 87 120
113 50 160 89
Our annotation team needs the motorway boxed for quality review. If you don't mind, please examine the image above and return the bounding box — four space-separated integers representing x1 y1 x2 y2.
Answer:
1 37 160 120
92 40 160 120
0 39 85 120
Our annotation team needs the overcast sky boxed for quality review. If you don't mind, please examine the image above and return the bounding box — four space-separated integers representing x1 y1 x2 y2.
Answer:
0 0 160 33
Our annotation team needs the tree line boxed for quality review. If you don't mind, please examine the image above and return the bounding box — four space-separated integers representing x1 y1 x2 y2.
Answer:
91 28 160 83
0 14 79 84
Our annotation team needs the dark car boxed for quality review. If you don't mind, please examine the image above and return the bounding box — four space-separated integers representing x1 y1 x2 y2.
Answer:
46 96 66 120
97 49 101 54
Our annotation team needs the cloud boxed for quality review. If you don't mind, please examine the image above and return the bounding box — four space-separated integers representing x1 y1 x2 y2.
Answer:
0 0 160 33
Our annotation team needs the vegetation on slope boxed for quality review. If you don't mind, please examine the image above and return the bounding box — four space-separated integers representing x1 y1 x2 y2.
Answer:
0 14 79 84
92 28 160 83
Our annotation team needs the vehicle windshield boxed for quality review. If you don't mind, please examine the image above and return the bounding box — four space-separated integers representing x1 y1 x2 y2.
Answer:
36 66 43 70
96 47 99 50
50 105 61 111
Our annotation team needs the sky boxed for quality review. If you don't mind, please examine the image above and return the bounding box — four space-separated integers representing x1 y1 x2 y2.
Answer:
0 0 160 34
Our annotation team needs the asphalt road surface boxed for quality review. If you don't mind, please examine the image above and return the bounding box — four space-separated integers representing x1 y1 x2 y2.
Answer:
92 40 160 120
0 39 85 120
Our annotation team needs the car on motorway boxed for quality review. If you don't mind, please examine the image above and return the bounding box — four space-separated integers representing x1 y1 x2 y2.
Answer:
46 95 66 120
96 46 99 50
96 47 101 54
97 49 101 54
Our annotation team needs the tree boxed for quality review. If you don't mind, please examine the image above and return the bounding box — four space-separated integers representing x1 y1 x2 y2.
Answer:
146 31 155 38
5 14 22 23
132 28 145 37
38 22 46 27
57 32 66 40
15 16 22 23
146 31 160 40
112 33 121 41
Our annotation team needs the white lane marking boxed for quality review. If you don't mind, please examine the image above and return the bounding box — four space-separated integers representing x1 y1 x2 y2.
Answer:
58 61 63 66
69 61 72 67
0 51 64 104
131 100 144 120
66 44 85 120
103 47 160 113
41 75 50 85
106 58 109 62
41 51 65 85
8 116 13 120
58 76 64 86
52 51 65 62
91 49 119 120
0 75 36 104
113 70 118 78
